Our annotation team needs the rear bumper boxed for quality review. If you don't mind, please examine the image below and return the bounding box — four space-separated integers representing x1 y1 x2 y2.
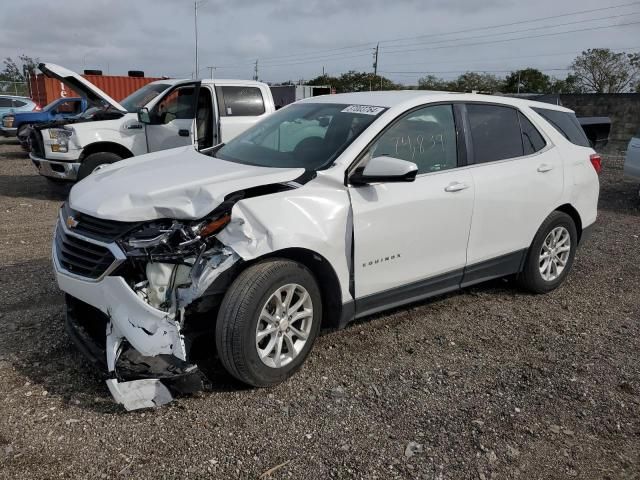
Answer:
30 153 80 181
0 127 17 137
624 152 640 182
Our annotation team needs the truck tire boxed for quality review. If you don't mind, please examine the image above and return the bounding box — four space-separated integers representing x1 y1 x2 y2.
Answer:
215 259 322 387
518 211 577 294
77 152 122 180
17 124 31 141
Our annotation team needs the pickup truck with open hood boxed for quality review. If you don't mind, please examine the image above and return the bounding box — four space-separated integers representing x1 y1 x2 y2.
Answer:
30 63 275 182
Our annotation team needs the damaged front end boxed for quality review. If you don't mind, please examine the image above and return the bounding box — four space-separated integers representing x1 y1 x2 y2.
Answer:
53 201 242 410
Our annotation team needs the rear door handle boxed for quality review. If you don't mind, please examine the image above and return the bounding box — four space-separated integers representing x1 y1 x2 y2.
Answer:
178 129 190 137
537 163 553 173
444 182 469 192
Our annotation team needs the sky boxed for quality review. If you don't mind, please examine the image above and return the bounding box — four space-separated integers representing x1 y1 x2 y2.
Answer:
0 0 639 85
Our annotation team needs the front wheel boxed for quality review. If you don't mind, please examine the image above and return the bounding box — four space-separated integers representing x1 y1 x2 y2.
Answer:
518 211 578 293
77 152 122 180
215 260 322 387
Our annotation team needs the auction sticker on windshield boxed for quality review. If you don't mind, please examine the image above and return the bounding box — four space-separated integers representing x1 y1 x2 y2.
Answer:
341 105 385 115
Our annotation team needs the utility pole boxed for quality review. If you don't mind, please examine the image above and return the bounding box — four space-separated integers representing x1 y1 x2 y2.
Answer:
372 43 379 91
253 59 259 81
207 66 216 79
194 0 208 79
194 2 199 78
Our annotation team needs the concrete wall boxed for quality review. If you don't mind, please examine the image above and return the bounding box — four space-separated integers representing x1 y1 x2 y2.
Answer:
558 94 640 155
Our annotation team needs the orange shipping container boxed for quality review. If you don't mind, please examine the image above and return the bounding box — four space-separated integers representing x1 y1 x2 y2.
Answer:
28 73 165 107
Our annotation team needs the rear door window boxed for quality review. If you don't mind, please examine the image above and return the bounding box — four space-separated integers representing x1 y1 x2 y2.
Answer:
216 86 265 117
467 104 523 163
531 107 590 147
12 99 27 107
518 112 546 155
0 98 12 107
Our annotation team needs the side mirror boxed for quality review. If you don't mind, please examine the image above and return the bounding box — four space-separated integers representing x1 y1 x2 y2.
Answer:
350 156 418 185
137 107 151 124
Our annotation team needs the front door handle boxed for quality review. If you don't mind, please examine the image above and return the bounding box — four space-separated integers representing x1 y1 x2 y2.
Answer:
537 163 554 172
444 182 469 192
178 129 190 137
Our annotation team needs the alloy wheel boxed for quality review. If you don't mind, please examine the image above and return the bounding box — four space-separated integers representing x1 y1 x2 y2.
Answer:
255 283 313 368
539 226 571 281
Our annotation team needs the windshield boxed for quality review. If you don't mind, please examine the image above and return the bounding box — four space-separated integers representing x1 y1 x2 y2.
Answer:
120 83 171 113
215 103 386 170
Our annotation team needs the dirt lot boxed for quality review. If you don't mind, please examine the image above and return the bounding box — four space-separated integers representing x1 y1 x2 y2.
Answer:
0 139 638 480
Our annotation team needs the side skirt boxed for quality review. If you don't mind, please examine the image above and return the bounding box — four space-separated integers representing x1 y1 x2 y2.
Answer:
460 249 527 288
341 249 528 328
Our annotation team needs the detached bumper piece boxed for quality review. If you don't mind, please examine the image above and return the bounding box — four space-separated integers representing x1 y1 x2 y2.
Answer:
106 378 173 411
65 296 203 410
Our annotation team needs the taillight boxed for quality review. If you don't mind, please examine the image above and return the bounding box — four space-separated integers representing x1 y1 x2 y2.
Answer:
33 104 42 111
590 153 602 174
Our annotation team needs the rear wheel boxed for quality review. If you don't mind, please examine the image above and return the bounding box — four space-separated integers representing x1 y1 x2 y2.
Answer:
77 152 122 180
215 260 322 387
518 211 577 293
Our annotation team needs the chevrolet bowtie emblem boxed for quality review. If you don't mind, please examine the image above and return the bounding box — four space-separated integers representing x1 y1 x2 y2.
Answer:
66 216 79 229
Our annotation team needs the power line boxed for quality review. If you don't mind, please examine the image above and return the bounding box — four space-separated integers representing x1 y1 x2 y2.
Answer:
379 45 640 69
381 11 640 53
247 20 640 69
218 1 640 66
380 20 640 57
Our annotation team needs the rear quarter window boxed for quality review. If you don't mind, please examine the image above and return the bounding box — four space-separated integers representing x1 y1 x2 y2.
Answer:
216 86 265 117
12 100 27 107
532 107 590 147
518 112 546 155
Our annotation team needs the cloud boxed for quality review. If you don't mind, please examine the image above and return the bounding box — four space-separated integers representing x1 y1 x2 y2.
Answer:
0 0 636 83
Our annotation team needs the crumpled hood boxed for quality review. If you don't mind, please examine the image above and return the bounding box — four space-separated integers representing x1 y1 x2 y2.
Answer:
69 146 305 221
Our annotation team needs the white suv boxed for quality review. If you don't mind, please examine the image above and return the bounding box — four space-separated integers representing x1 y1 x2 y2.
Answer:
53 91 600 408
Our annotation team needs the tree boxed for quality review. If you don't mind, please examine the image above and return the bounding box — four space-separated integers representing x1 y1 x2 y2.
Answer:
504 68 551 93
307 71 399 93
549 74 583 94
0 55 39 83
453 72 503 93
417 75 454 91
569 48 640 93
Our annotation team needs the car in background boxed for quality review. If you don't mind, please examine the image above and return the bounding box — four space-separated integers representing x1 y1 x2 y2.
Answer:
0 94 38 117
624 131 640 193
1 97 86 149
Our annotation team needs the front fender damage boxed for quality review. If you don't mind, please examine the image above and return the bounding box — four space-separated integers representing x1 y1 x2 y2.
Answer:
101 177 350 410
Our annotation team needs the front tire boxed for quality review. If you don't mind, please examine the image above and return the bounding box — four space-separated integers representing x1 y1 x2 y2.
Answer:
518 211 578 293
215 260 322 387
77 152 122 180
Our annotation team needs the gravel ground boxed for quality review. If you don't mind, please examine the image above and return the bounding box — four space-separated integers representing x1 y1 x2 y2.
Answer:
0 138 639 479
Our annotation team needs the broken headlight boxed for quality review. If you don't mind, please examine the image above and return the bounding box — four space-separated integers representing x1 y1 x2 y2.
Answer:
118 214 231 260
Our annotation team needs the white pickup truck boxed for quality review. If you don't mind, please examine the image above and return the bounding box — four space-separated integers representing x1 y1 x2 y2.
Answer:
29 63 275 181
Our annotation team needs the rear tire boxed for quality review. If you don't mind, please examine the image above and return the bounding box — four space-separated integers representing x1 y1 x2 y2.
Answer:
518 211 578 293
215 260 322 387
77 152 122 180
